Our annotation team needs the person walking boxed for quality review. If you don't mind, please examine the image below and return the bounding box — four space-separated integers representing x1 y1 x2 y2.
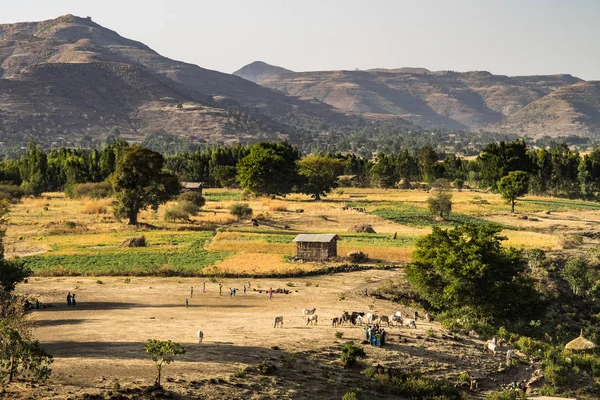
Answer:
203 282 206 293
67 292 72 307
219 284 222 296
71 293 77 307
186 298 189 308
233 288 237 297
190 287 194 298
243 285 246 294
268 287 273 300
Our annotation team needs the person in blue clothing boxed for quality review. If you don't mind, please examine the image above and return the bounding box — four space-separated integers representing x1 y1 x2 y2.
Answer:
186 298 189 308
67 292 72 306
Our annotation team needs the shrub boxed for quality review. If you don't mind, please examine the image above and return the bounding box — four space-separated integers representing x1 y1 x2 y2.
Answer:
335 331 344 339
178 191 205 208
164 206 191 222
284 353 299 368
234 367 247 378
66 181 113 199
65 221 77 229
96 280 103 284
342 388 361 400
256 360 276 375
486 390 527 399
348 251 368 263
340 343 366 368
178 200 200 216
229 203 253 221
0 184 24 202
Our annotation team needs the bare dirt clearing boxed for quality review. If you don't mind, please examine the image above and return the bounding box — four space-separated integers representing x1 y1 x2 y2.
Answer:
11 272 532 399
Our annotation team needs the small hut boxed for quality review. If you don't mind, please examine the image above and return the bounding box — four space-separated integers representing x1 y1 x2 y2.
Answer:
293 234 339 261
565 331 596 352
181 182 203 194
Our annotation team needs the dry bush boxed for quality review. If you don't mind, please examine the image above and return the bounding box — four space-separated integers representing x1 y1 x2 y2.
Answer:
82 199 111 214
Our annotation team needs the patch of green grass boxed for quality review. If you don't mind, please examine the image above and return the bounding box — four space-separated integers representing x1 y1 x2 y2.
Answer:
22 231 232 276
372 204 504 228
225 232 416 248
521 198 600 211
203 191 242 201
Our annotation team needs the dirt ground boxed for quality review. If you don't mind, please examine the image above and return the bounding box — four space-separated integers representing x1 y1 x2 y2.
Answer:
9 271 537 399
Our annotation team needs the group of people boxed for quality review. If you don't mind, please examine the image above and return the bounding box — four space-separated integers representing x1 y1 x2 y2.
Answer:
365 324 387 347
66 292 77 307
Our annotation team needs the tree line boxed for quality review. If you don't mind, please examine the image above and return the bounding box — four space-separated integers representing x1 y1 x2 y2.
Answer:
2 139 600 207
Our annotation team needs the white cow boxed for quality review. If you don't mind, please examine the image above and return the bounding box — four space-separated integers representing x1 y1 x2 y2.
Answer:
302 308 316 316
366 313 378 324
390 314 403 326
356 315 363 326
404 318 417 329
306 314 318 325
197 330 204 343
273 316 284 328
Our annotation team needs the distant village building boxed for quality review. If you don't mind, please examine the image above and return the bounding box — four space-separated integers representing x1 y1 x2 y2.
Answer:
293 234 339 261
337 175 358 187
181 182 203 194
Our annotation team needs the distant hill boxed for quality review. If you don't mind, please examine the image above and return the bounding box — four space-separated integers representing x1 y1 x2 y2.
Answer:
0 15 355 147
258 67 593 136
493 81 600 137
233 61 293 83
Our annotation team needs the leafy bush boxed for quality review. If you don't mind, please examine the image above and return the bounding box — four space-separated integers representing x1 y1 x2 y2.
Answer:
178 191 205 208
284 353 299 368
485 390 527 399
256 360 276 375
342 388 361 400
0 184 24 202
66 182 113 199
65 221 77 229
178 200 200 216
229 203 253 221
234 367 247 378
340 343 366 368
164 206 191 222
335 331 344 339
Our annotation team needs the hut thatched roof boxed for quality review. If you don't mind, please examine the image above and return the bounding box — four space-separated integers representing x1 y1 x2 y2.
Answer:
565 331 596 351
293 234 339 243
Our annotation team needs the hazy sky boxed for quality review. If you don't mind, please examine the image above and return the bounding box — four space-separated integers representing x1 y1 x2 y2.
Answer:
2 0 599 79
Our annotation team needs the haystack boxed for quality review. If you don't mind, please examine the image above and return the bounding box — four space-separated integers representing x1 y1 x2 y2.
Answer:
397 178 411 189
348 224 376 233
565 331 596 351
119 236 146 248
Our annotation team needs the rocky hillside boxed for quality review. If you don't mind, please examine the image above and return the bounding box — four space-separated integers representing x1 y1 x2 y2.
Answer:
233 61 293 83
494 81 600 137
255 64 598 137
0 15 353 147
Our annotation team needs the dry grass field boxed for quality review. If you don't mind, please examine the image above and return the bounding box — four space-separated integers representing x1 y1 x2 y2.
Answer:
6 188 600 398
6 188 600 276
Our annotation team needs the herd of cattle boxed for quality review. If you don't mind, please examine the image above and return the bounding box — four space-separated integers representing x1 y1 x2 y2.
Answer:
272 308 430 328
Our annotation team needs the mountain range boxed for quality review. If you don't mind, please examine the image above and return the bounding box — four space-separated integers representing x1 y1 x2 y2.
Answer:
0 14 598 151
0 15 356 147
234 64 600 137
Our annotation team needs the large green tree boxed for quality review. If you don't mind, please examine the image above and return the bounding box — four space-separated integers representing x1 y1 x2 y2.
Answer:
110 145 180 225
236 142 300 196
405 224 539 322
297 155 344 200
477 140 533 189
497 170 530 213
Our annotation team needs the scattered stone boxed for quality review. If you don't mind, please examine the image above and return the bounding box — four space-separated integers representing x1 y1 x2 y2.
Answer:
348 224 376 233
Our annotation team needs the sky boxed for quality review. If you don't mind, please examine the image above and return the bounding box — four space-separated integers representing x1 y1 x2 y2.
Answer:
1 0 599 80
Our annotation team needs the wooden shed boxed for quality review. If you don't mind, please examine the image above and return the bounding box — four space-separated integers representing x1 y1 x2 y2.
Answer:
181 182 203 194
293 234 339 261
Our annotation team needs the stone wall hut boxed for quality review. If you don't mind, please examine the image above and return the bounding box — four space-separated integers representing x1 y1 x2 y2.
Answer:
181 182 203 194
293 234 339 261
